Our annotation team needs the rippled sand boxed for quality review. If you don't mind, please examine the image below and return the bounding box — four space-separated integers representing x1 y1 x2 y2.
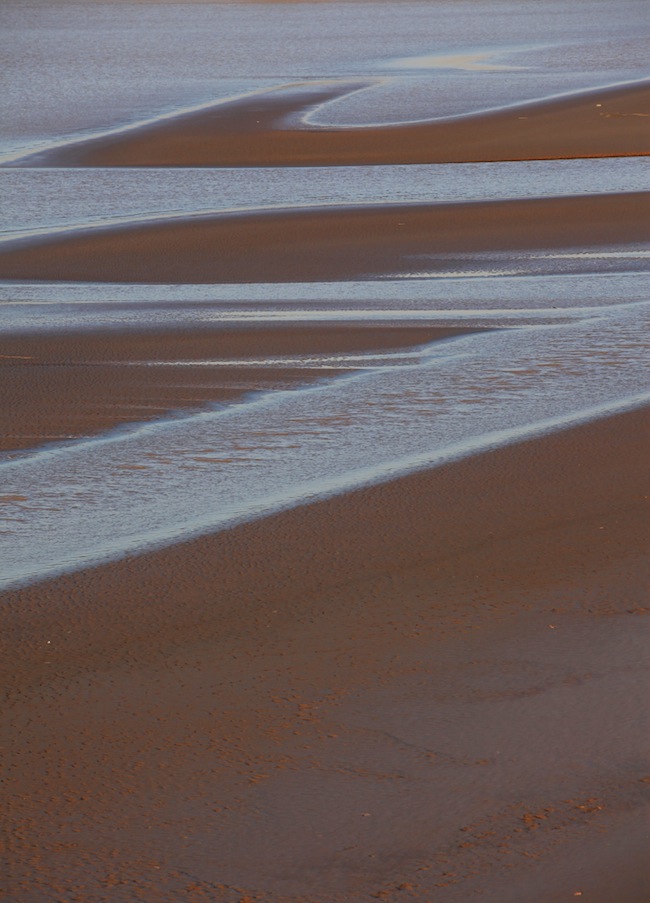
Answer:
4 408 649 901
2 2 649 901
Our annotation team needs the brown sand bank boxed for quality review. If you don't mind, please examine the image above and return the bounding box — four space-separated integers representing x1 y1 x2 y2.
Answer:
19 78 650 167
0 324 471 452
3 407 649 902
0 191 647 284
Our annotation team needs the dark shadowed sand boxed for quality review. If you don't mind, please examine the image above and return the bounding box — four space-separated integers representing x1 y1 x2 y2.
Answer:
0 192 648 284
3 407 649 902
14 78 650 167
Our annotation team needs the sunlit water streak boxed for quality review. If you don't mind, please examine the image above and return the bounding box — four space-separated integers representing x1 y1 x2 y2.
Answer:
118 349 431 370
0 270 646 334
1 300 648 589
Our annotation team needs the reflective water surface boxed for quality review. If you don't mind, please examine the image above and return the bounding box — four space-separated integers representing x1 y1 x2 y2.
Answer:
1 158 648 236
1 288 648 587
1 0 647 154
1 0 648 588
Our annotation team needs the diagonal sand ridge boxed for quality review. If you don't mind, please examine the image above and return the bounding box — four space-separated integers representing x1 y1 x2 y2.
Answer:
1 192 648 283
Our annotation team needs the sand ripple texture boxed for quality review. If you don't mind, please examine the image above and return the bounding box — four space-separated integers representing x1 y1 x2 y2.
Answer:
2 4 650 903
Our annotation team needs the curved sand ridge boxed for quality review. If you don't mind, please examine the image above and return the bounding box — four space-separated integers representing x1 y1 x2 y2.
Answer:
0 192 648 283
11 78 650 167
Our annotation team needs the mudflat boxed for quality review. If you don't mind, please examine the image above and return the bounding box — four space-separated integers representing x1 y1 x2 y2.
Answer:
2 3 649 900
3 407 649 902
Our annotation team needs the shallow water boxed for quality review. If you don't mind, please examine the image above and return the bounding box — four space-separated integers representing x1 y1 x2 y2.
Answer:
1 0 647 155
1 268 648 334
1 0 649 587
1 292 648 588
1 159 648 237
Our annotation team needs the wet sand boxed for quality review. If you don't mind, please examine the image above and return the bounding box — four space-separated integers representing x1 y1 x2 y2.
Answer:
3 16 649 899
1 191 648 284
3 406 649 902
16 78 650 167
0 325 473 452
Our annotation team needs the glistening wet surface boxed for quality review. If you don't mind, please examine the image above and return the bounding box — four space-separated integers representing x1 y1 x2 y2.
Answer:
1 0 647 155
1 0 648 589
2 159 648 236
1 294 648 588
3 6 650 902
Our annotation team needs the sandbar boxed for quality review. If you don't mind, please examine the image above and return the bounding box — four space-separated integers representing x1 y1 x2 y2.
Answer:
0 192 647 284
13 78 650 167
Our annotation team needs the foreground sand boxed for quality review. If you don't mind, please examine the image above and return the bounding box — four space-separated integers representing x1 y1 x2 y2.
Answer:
3 406 649 902
0 325 474 452
16 78 650 167
0 192 648 284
